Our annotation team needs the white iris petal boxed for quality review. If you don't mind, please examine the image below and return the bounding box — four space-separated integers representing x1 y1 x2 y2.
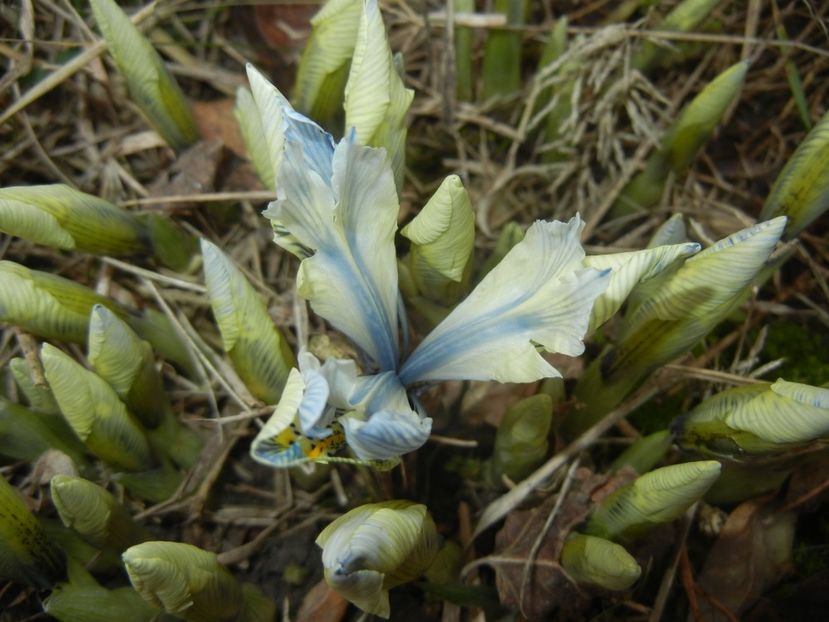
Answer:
399 216 611 385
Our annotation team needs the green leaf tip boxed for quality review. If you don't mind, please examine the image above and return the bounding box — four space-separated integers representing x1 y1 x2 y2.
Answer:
90 0 198 150
0 184 147 256
41 343 153 472
0 476 66 588
123 541 272 622
676 379 829 458
50 474 147 552
401 175 475 303
760 108 829 238
201 239 294 403
344 0 414 190
234 87 276 189
560 533 641 591
293 0 362 126
585 461 721 542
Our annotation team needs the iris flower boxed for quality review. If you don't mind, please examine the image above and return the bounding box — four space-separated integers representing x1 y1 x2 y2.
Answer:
248 66 610 466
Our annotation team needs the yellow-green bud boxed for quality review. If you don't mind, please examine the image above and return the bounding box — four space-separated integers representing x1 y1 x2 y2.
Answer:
316 500 440 618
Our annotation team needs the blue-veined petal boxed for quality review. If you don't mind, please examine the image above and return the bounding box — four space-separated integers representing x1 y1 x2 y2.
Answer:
265 134 401 370
399 216 610 384
342 409 432 461
344 371 432 461
349 371 411 413
299 349 359 410
246 65 335 189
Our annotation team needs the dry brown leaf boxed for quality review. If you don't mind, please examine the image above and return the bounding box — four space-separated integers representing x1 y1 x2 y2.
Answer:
192 99 247 158
696 500 796 621
147 139 227 212
254 4 316 52
295 579 348 622
481 467 632 620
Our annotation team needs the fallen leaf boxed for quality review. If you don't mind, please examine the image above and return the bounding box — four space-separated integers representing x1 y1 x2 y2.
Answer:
461 381 539 427
192 99 246 158
696 500 796 620
254 4 316 52
481 467 633 619
296 579 348 622
744 570 829 621
147 139 227 212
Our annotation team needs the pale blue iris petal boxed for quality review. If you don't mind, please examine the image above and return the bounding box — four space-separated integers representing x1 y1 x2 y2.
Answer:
251 438 306 467
349 371 410 414
283 108 335 182
342 409 432 461
331 138 401 369
399 217 610 384
264 137 399 370
264 141 337 251
320 357 359 409
298 369 332 437
296 252 397 371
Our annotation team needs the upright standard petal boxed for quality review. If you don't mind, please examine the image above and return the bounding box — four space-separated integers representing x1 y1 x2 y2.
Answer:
399 216 609 385
265 134 401 370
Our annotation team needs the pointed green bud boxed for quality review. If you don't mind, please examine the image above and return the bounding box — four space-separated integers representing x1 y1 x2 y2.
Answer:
569 217 786 435
293 0 362 127
661 61 749 174
401 175 474 304
632 0 720 73
234 87 276 189
560 533 641 591
88 305 168 429
0 184 147 256
41 344 153 472
612 61 748 214
0 260 127 344
675 380 829 458
0 261 192 370
0 475 66 588
760 109 829 238
585 461 721 542
316 500 440 618
344 0 414 190
0 397 87 464
584 242 700 332
486 394 553 483
202 239 294 403
50 475 148 553
89 0 198 150
610 430 673 475
10 356 60 414
44 561 159 622
123 541 255 622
